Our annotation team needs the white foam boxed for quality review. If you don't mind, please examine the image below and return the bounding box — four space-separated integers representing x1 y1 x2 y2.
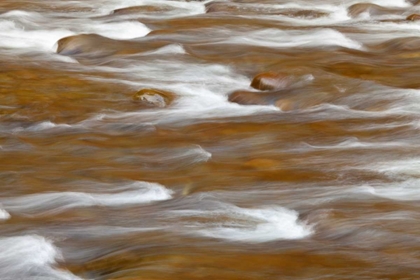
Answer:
241 0 409 26
98 0 206 17
354 179 420 201
76 61 279 126
28 121 72 131
83 103 278 128
11 121 76 134
346 22 420 45
172 203 312 243
153 145 212 166
0 11 150 53
266 0 409 9
1 181 173 215
364 0 410 7
237 3 351 25
138 44 186 56
224 28 363 50
301 138 410 150
0 235 81 279
375 159 420 177
54 225 161 238
0 19 74 51
0 208 10 220
181 145 212 163
85 21 150 40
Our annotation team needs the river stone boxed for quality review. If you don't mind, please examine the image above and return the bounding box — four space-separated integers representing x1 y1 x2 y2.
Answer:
132 88 175 108
407 14 420 20
57 34 170 57
251 72 293 91
57 34 125 56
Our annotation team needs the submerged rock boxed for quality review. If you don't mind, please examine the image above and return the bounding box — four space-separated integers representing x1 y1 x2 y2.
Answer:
57 34 169 57
250 72 294 91
132 88 175 108
228 88 300 107
274 93 331 111
228 90 270 106
57 34 112 56
228 86 333 111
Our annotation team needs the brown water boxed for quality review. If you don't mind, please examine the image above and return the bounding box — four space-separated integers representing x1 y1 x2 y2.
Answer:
1 0 420 279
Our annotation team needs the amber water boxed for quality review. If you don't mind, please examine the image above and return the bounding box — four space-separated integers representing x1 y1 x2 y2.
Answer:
1 0 420 279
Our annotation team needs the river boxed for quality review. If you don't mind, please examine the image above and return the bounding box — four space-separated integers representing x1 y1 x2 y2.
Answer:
1 0 420 279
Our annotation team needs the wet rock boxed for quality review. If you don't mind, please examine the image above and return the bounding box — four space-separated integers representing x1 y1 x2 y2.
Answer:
57 34 169 57
406 14 420 20
57 34 113 56
228 88 304 107
132 88 175 108
250 72 294 91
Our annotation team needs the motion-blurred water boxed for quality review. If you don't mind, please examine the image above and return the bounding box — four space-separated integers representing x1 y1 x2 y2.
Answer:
1 0 420 279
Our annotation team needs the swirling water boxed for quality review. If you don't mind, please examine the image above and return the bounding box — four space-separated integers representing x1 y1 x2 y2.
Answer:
1 0 420 279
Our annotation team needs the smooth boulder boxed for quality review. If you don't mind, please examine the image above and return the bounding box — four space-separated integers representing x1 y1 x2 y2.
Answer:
57 34 169 57
132 88 176 108
251 72 294 91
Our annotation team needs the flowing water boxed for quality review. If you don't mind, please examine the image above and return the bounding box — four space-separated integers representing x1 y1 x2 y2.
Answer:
1 0 420 279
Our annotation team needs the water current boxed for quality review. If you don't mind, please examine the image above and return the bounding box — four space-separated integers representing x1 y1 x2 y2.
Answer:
1 0 420 279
